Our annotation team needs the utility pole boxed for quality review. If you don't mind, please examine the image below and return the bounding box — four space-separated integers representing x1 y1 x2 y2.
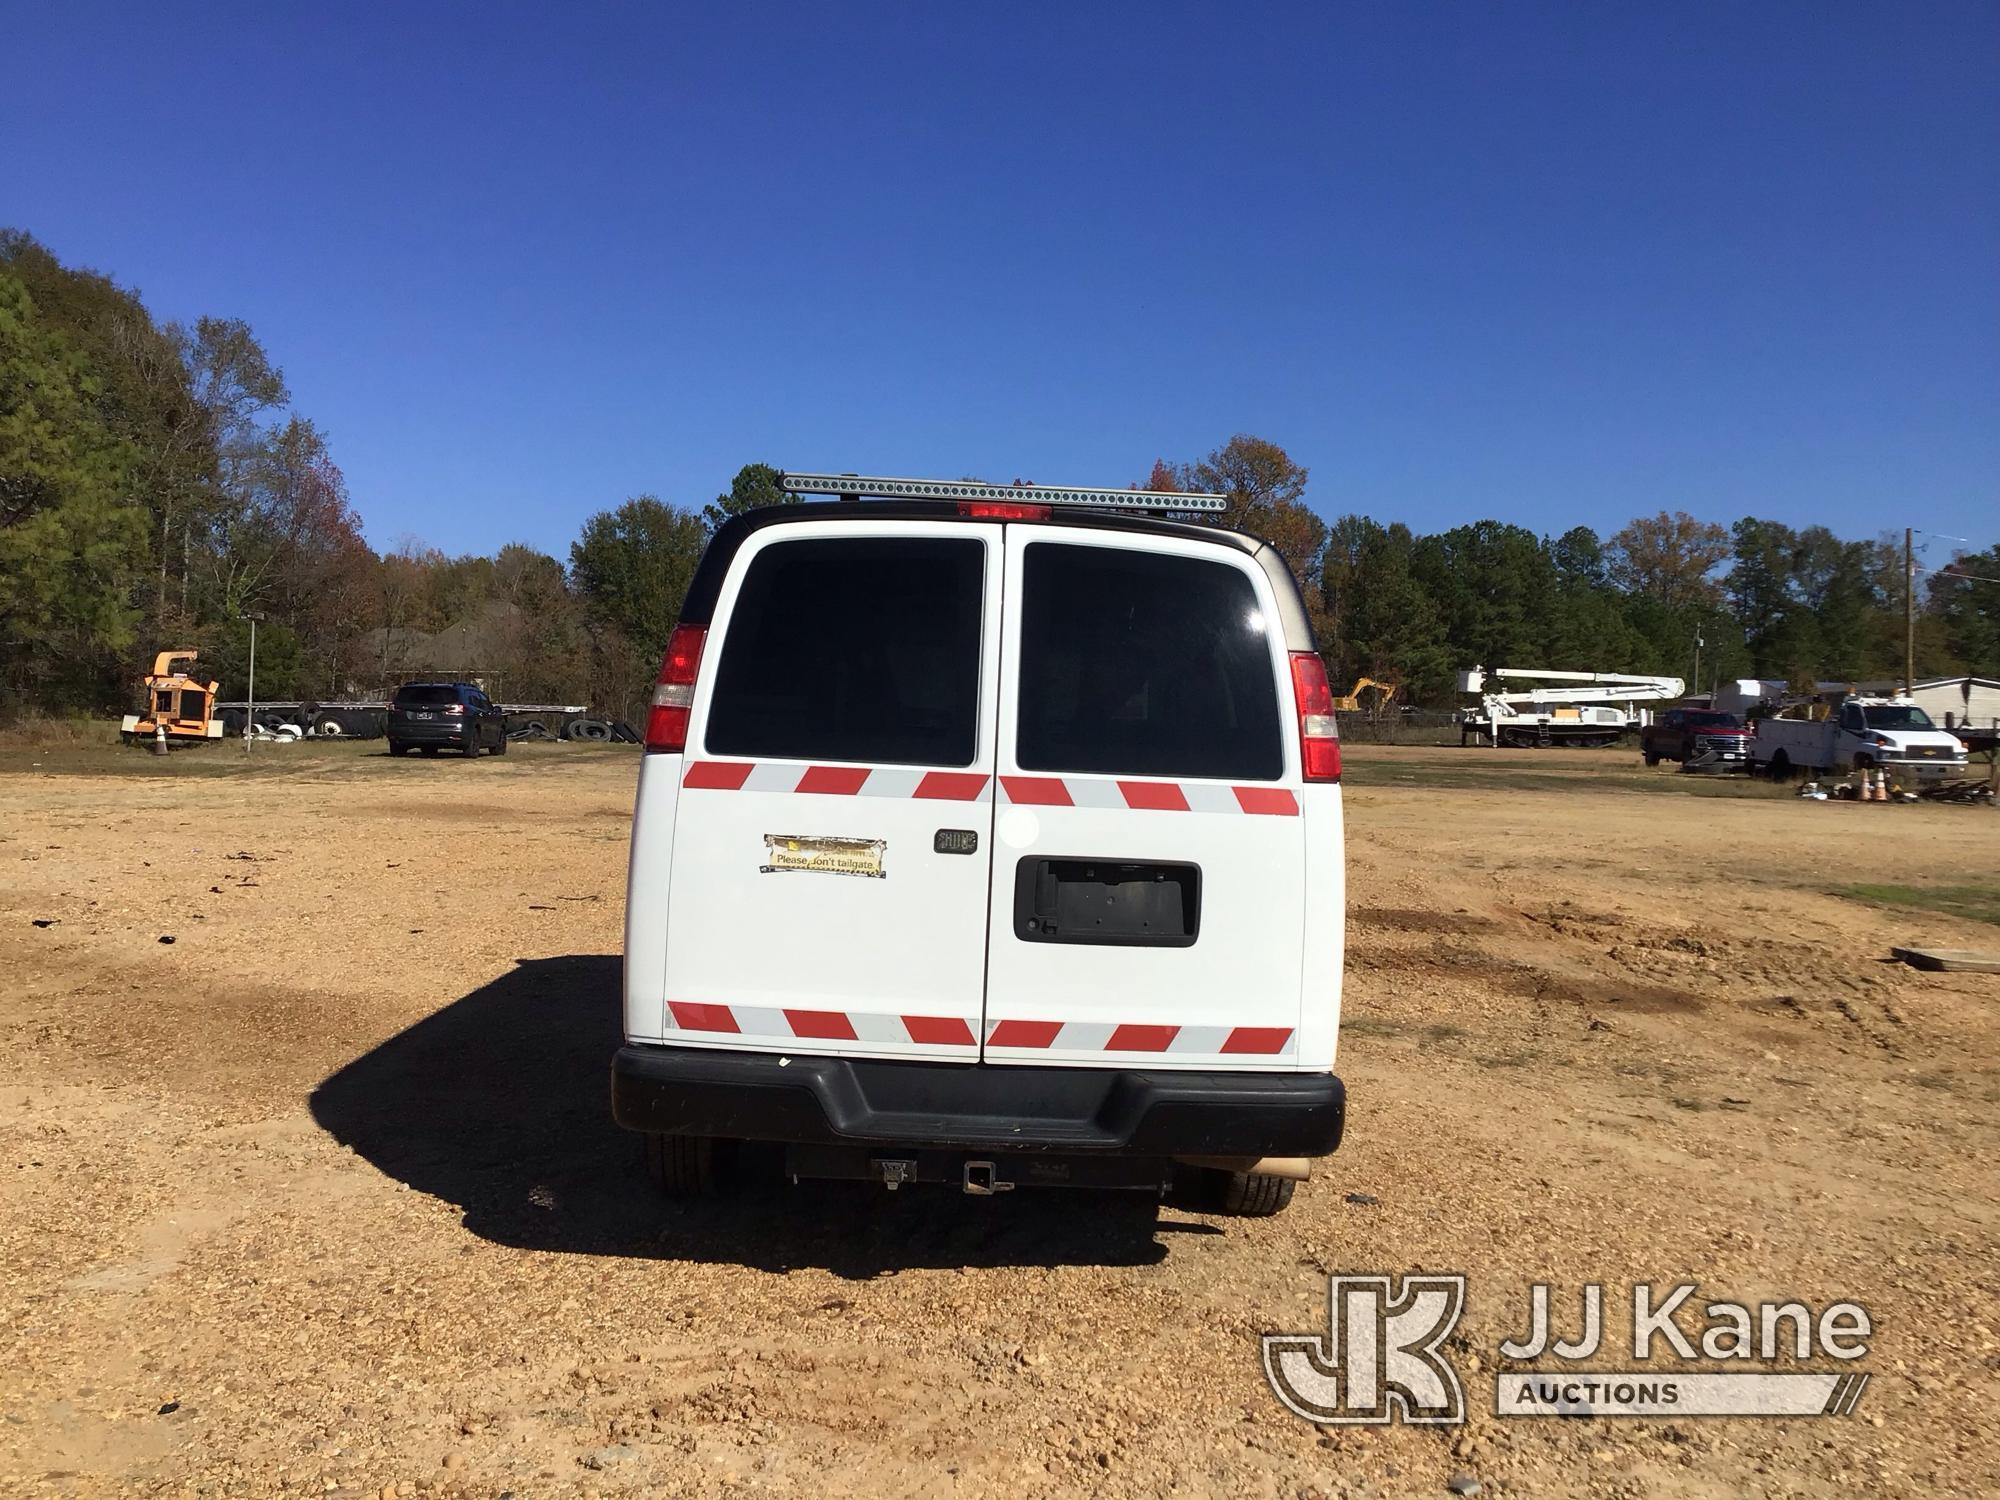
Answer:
244 613 262 752
1904 528 1915 698
1692 622 1704 704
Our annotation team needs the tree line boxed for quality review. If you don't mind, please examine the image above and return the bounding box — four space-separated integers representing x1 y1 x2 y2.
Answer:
1165 436 1998 704
0 232 784 721
4 233 1995 725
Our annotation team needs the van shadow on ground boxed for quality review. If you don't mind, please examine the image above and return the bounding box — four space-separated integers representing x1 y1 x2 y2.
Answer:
309 955 1189 1276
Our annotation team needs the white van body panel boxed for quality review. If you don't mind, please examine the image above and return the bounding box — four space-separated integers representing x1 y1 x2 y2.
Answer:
653 519 1003 1062
623 751 681 1043
1294 781 1345 1071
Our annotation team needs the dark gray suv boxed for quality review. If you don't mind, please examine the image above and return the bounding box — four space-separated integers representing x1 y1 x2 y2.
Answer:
387 682 508 758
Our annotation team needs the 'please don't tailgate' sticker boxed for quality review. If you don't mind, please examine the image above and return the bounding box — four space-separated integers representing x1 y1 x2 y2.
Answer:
760 834 887 878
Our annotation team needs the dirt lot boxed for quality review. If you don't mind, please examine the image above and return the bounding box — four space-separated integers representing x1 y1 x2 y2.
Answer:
3 740 1997 1499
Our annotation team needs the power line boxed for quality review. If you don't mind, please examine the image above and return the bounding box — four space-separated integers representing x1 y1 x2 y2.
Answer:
1914 561 2000 587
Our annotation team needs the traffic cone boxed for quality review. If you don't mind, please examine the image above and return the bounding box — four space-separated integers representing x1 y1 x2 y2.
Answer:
151 723 168 757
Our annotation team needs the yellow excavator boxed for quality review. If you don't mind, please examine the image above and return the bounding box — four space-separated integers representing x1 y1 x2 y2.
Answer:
120 651 224 744
1331 676 1398 717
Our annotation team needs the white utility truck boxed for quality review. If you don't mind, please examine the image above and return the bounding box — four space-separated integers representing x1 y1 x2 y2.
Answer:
1457 666 1684 748
1750 696 1970 783
613 473 1347 1216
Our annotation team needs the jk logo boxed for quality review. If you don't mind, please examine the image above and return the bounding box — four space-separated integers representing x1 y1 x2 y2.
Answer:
1263 1274 1468 1425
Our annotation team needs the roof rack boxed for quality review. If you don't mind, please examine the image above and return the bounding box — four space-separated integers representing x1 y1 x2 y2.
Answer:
778 472 1228 513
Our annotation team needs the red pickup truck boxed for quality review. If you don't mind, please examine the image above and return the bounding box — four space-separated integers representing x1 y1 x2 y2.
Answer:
1641 709 1751 768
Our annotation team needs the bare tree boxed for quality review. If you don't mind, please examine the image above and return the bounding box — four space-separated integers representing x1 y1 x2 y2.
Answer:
1606 511 1730 611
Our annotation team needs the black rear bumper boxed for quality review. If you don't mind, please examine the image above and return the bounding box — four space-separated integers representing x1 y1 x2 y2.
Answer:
611 1044 1346 1157
388 721 474 744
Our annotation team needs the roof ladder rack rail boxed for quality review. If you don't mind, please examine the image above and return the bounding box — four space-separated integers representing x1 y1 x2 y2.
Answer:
778 472 1228 513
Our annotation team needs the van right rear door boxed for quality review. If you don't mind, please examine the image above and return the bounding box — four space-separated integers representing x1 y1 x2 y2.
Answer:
979 528 1308 1069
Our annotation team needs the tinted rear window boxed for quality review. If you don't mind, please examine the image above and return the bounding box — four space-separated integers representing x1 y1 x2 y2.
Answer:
1016 542 1284 781
395 685 463 706
704 536 984 766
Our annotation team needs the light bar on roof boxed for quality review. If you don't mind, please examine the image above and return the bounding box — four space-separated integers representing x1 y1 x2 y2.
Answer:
778 472 1228 513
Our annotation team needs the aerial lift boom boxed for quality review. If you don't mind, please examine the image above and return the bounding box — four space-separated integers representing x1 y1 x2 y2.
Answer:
1457 666 1684 749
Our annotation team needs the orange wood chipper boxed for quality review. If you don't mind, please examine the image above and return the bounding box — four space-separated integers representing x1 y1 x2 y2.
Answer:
120 651 224 744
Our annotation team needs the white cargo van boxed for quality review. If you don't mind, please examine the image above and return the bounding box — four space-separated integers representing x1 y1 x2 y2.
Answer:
613 474 1346 1215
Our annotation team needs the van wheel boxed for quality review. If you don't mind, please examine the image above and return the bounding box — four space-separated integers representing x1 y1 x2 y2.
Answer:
1220 1170 1296 1217
1172 1165 1297 1217
645 1133 726 1197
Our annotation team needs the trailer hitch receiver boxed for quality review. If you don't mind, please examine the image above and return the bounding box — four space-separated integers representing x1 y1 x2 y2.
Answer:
962 1160 1013 1196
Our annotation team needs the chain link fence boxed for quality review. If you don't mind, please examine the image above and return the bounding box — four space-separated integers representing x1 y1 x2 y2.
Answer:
1335 710 1468 746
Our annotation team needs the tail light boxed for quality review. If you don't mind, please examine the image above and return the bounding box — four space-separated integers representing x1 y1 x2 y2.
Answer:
958 500 1051 520
645 624 707 751
1288 651 1342 782
442 703 464 716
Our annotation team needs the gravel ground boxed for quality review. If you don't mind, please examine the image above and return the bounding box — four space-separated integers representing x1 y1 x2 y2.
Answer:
2 740 1996 1499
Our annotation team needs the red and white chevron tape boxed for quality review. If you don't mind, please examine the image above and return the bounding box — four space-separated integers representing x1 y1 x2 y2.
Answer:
680 761 1297 816
682 761 987 798
667 1001 976 1046
985 1019 1295 1054
998 775 1297 817
664 1001 1294 1056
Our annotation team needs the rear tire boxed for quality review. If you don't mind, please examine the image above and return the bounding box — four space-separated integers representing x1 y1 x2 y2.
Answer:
1220 1170 1296 1217
1643 750 1660 766
645 1133 726 1197
1171 1165 1297 1217
388 742 409 757
1769 751 1792 783
464 735 482 758
494 730 508 756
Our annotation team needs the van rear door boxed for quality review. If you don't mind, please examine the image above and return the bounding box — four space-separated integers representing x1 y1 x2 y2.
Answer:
656 521 1002 1061
981 529 1308 1068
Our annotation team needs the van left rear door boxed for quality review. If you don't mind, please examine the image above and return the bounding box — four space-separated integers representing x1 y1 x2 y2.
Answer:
657 521 1002 1061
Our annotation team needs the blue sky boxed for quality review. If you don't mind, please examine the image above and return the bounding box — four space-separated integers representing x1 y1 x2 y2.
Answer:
7 3 1996 562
